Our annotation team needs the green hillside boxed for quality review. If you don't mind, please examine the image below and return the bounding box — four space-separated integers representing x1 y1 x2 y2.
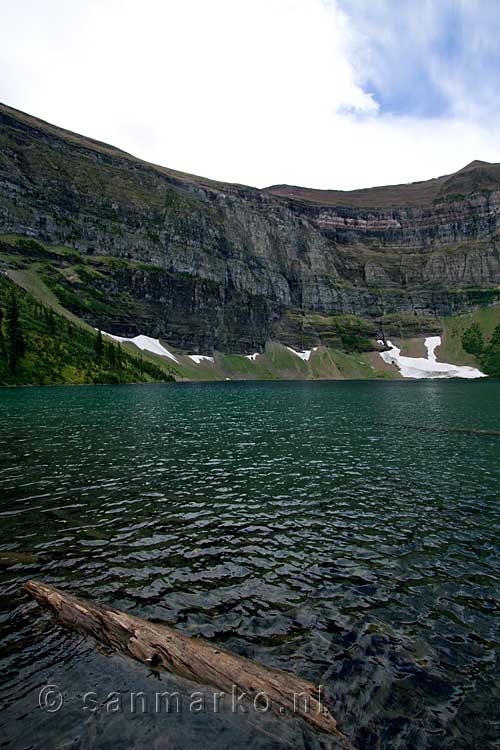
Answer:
440 306 500 376
0 274 175 386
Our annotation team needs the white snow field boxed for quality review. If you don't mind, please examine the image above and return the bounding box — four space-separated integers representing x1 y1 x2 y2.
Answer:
188 355 214 364
104 333 179 363
379 336 485 379
286 346 318 362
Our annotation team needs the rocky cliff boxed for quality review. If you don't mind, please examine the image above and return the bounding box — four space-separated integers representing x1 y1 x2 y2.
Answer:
1 102 500 354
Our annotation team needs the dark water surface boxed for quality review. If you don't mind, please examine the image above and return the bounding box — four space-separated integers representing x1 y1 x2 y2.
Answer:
0 380 498 749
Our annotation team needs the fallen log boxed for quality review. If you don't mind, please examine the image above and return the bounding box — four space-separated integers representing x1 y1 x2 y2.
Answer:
23 580 348 741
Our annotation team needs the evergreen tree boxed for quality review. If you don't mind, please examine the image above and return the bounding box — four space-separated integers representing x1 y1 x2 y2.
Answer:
462 323 484 357
108 342 116 369
489 323 500 347
5 293 25 373
94 329 104 361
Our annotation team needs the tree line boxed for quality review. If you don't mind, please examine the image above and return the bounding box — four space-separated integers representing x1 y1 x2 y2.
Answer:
462 322 500 377
0 293 25 373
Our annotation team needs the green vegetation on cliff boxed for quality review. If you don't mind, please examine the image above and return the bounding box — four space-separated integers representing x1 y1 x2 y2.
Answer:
274 311 379 352
462 322 500 377
3 234 500 383
0 275 175 386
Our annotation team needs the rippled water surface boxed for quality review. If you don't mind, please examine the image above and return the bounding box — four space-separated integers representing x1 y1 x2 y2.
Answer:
0 381 498 749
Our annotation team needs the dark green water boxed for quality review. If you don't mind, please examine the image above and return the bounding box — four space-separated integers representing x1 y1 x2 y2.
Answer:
0 381 498 749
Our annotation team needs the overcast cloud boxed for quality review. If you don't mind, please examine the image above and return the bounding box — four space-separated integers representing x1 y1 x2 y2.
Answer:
1 0 499 189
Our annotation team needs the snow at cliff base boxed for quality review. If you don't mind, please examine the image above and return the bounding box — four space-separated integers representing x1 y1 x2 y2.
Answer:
286 346 318 362
189 355 214 364
104 333 179 363
379 336 485 379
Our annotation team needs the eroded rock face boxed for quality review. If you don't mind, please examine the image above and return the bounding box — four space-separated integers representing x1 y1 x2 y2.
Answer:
1 104 500 352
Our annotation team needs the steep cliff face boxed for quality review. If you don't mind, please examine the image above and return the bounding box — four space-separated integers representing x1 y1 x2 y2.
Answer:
1 102 500 353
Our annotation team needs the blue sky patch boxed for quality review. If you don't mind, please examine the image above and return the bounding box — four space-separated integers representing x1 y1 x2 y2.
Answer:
337 0 500 119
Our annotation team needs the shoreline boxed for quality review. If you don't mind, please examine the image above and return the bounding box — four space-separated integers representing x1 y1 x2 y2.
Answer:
1 375 496 390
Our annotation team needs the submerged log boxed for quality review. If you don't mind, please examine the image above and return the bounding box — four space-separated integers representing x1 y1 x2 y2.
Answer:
0 552 45 568
23 580 347 741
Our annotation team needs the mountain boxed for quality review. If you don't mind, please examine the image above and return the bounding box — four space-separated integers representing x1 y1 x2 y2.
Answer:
264 159 500 207
1 101 500 360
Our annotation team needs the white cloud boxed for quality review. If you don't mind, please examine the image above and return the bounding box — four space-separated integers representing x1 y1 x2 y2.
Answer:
0 0 499 189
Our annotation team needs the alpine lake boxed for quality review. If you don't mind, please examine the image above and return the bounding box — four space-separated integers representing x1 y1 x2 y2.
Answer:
0 379 498 749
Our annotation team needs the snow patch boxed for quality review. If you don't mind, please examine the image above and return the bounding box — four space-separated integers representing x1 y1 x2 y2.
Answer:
286 346 318 362
189 355 214 364
379 336 485 379
104 333 179 362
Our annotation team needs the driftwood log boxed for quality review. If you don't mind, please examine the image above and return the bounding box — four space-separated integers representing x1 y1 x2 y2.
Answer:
23 580 347 740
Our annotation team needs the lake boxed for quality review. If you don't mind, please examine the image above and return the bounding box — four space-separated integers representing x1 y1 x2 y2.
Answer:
0 380 498 749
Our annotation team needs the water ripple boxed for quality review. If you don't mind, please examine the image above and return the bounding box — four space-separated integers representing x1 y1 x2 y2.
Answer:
0 380 499 749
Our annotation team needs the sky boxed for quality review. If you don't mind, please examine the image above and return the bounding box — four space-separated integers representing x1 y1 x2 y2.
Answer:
1 0 499 190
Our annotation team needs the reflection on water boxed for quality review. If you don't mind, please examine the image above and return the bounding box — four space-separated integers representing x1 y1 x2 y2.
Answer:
0 381 498 749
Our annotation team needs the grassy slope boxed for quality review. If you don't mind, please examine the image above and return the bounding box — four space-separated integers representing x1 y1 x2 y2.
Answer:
6 267 91 328
186 345 399 381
